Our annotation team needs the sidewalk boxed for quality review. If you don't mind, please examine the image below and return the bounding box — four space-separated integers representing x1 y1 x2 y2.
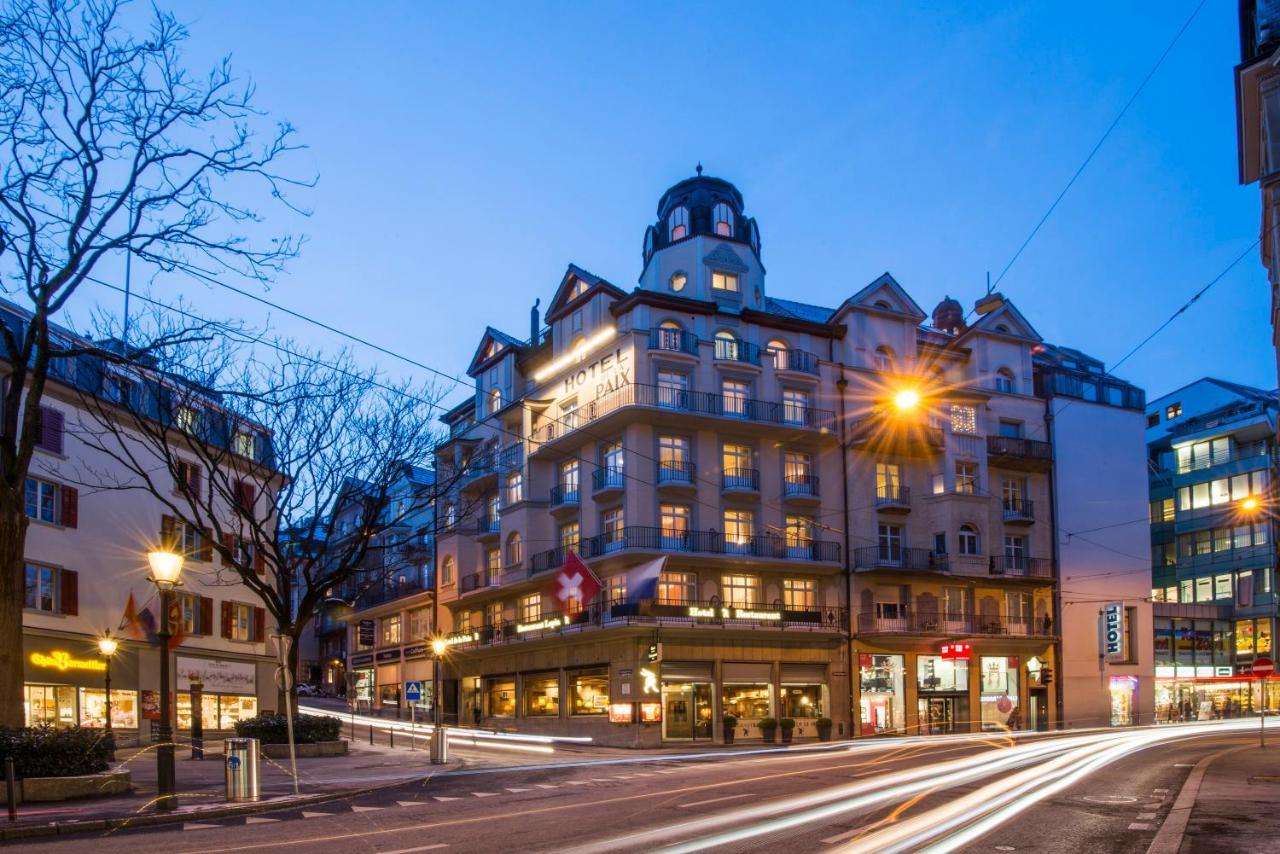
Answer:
1161 741 1280 853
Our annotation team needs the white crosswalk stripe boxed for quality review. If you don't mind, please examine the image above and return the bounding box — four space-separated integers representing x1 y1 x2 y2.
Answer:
245 816 280 824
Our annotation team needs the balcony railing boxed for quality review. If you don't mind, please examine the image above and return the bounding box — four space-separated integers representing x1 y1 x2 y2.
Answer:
714 338 762 365
856 612 1055 638
771 348 820 375
475 516 501 536
1169 441 1272 475
657 461 695 485
498 444 524 470
649 327 699 355
528 525 841 573
853 546 948 572
986 435 1053 467
549 485 580 508
722 467 760 491
592 467 626 492
461 452 497 483
875 484 910 508
1001 499 1035 522
989 555 1053 578
529 382 836 444
783 474 819 498
848 417 945 456
445 599 848 648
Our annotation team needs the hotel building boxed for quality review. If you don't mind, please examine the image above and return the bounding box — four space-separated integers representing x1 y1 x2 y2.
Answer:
393 172 1151 746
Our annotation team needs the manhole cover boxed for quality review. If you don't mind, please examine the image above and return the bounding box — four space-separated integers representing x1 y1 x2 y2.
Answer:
1083 795 1138 804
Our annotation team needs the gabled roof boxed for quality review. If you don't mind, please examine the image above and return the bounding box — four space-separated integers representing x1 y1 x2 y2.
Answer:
966 301 1042 343
467 326 525 376
545 263 626 322
833 273 928 321
1204 377 1278 405
702 243 750 274
764 296 835 324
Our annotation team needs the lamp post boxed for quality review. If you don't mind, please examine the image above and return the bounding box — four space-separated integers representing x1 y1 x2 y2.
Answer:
430 637 448 764
97 633 119 762
148 548 184 812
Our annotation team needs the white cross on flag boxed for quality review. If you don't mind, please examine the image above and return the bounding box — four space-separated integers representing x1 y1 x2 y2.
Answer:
550 550 602 615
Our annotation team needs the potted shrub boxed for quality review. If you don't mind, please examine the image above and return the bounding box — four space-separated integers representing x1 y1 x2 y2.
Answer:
722 714 738 745
817 717 833 741
779 717 796 743
760 717 778 743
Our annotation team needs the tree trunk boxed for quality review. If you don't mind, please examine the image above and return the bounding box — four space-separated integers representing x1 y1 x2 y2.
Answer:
275 627 302 718
0 500 30 728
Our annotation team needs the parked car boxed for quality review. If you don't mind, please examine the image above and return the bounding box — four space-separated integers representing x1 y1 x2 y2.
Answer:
296 683 319 697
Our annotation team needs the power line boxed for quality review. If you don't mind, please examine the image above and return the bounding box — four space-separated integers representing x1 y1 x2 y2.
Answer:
989 0 1207 291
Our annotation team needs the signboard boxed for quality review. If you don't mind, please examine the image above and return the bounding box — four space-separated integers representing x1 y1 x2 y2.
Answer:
940 642 971 661
405 681 423 703
358 619 375 648
638 702 661 723
403 643 429 660
608 703 634 724
175 656 256 694
1253 657 1275 677
141 689 160 721
351 653 375 666
375 649 402 662
1102 603 1126 661
560 346 629 400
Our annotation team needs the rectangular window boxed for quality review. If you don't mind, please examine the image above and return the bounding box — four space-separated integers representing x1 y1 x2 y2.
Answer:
722 379 749 417
658 435 689 467
23 563 59 613
485 601 503 629
519 593 542 623
955 462 977 495
380 614 402 646
486 548 501 584
485 678 516 717
998 420 1023 438
559 521 580 551
24 477 59 524
784 515 814 548
950 404 977 435
934 531 947 555
602 441 624 476
658 571 696 605
505 471 524 505
723 509 754 552
559 460 579 498
607 575 628 604
784 451 812 482
875 463 902 501
408 607 431 640
722 442 752 475
1165 402 1182 419
1215 573 1233 600
602 507 624 550
660 504 690 546
560 398 579 430
523 672 560 717
878 524 903 561
943 587 966 621
175 405 199 433
657 370 688 408
782 389 810 425
721 574 760 608
570 669 609 716
234 430 257 459
1195 577 1213 603
711 271 739 292
230 603 254 642
783 578 816 611
931 472 945 495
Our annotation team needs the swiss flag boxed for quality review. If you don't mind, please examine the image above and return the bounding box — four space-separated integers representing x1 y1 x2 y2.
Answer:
549 551 602 615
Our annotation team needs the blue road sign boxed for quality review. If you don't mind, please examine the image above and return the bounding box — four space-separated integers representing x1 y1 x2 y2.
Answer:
404 681 423 702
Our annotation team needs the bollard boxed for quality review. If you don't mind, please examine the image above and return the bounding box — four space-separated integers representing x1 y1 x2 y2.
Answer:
5 756 16 822
190 678 205 760
369 723 374 745
389 727 394 749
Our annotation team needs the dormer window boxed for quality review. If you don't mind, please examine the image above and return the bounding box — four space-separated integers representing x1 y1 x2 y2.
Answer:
711 271 739 293
669 206 689 241
713 202 733 237
488 387 502 415
570 278 589 299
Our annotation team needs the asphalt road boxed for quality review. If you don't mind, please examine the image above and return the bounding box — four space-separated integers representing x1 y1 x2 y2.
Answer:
15 722 1266 854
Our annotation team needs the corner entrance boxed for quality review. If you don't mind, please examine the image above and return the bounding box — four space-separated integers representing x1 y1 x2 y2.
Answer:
918 694 969 734
661 682 712 740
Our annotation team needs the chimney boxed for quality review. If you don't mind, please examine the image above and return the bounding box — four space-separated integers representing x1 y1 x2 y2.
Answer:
530 298 541 344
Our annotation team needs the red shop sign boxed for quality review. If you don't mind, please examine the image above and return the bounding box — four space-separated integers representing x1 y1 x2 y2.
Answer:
940 642 971 661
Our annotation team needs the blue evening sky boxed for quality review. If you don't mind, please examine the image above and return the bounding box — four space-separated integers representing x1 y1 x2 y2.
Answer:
79 2 1272 407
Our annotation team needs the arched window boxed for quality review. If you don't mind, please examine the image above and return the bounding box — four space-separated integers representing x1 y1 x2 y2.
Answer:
656 319 683 350
874 345 895 372
714 329 740 361
995 368 1015 393
669 206 689 241
488 387 502 414
958 525 980 556
441 555 456 586
669 271 687 292
766 338 790 370
506 532 523 567
713 202 733 237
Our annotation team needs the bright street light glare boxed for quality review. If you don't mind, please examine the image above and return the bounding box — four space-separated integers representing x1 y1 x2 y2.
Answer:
893 389 921 411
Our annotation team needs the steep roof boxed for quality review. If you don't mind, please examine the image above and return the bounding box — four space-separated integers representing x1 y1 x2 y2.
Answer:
764 296 834 324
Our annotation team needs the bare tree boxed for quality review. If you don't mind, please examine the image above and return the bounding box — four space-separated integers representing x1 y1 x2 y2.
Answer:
0 0 306 725
72 325 463 713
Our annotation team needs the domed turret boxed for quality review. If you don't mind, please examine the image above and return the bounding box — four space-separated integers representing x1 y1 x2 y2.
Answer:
642 165 760 265
932 296 965 335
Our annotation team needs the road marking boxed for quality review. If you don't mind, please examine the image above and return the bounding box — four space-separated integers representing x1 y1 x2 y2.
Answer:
351 805 382 812
567 780 589 786
677 793 753 809
1173 763 1194 768
301 811 334 818
1129 822 1151 830
397 801 425 808
184 822 221 830
1152 788 1169 794
245 817 280 824
472 791 500 798
590 778 614 783
381 846 448 854
535 784 559 789
1148 744 1252 854
505 787 531 793
1137 812 1157 820
433 796 461 802
1083 795 1137 804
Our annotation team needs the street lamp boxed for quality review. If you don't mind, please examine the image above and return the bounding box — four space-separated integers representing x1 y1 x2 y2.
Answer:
147 548 184 812
430 636 448 764
97 633 119 762
892 388 921 412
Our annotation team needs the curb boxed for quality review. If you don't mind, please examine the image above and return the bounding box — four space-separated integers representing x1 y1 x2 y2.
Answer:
0 767 453 841
1146 742 1251 854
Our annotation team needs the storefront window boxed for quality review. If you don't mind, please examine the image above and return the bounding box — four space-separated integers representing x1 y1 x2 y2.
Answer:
979 656 1020 731
486 678 516 717
1109 676 1137 726
379 684 400 708
570 669 608 715
860 653 905 733
721 684 771 720
917 655 969 693
523 672 560 717
1237 620 1257 657
24 685 76 727
79 689 139 729
176 692 257 730
781 685 823 718
354 668 374 702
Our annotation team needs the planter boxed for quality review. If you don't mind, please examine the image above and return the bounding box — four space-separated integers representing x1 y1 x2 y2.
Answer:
817 723 833 741
19 770 131 803
723 730 735 745
761 730 777 744
781 730 793 744
260 740 349 759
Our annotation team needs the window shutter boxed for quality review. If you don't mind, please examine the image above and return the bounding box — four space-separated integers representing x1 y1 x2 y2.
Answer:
220 601 232 639
59 569 78 616
220 533 236 564
236 479 256 510
160 514 176 550
200 528 214 562
199 596 213 636
253 607 265 643
60 485 78 529
189 465 201 496
254 548 266 576
37 406 64 454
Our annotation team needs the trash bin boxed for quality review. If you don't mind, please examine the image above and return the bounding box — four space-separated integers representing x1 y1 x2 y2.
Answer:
225 737 261 802
430 726 448 764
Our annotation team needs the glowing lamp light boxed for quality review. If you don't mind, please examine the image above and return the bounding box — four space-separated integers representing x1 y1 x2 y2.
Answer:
531 326 618 382
147 549 184 587
431 637 449 657
893 388 921 412
97 635 119 657
1241 496 1261 513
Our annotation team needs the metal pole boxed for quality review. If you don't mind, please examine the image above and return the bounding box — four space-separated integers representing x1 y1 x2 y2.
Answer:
1262 675 1267 749
5 757 16 822
103 650 115 762
274 635 299 795
410 703 416 750
155 586 176 811
190 678 204 760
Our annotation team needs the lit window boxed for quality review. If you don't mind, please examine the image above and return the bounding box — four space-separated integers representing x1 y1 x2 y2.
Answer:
505 471 523 504
559 460 579 498
721 574 760 607
506 532 523 567
230 603 254 642
657 369 688 408
602 507 624 551
570 278 588 298
711 271 739 292
722 379 749 417
380 615 402 646
175 405 199 432
766 338 789 369
486 548 501 584
441 555 455 586
782 389 810 425
958 525 980 556
659 571 696 605
669 206 689 241
713 329 740 360
489 387 502 414
713 202 733 237
1165 402 1182 419
659 504 690 544
723 509 754 552
950 404 977 434
234 430 257 459
783 578 816 611
520 593 542 623
559 521 580 552
784 515 814 548
955 462 977 495
669 272 687 292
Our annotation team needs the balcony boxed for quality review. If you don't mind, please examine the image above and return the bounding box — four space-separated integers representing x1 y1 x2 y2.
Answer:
656 461 696 488
527 525 842 573
986 435 1053 471
853 546 948 573
714 338 762 366
722 467 760 493
445 599 848 649
848 417 944 458
649 327 699 356
771 348 820 375
989 555 1053 579
1001 498 1035 524
782 474 820 502
875 484 911 512
856 612 1055 638
592 467 625 495
475 516 501 539
498 444 524 471
528 382 836 446
460 452 498 486
548 485 580 513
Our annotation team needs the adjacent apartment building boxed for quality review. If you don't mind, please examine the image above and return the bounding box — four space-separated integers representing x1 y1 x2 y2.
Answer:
354 171 1151 745
1147 378 1278 722
4 299 280 739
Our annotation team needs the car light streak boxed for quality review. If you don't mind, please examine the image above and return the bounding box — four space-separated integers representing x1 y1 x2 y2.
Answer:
299 703 587 747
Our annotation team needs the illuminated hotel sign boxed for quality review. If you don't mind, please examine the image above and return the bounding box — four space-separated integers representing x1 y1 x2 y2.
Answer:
516 616 569 634
687 606 782 621
1102 603 1125 660
444 632 478 647
30 650 105 673
561 347 630 399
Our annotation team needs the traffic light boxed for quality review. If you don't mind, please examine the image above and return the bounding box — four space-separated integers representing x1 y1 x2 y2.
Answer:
1041 666 1053 686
